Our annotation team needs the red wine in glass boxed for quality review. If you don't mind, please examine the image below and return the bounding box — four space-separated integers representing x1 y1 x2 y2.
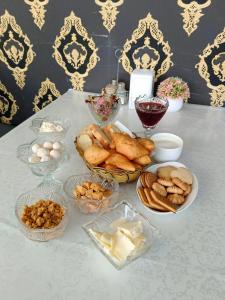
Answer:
135 96 168 136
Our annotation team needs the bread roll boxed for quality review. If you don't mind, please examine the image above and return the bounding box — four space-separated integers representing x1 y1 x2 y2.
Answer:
84 145 110 166
106 153 135 171
137 138 155 152
103 124 120 140
134 155 152 165
77 134 93 152
89 124 110 148
112 132 148 160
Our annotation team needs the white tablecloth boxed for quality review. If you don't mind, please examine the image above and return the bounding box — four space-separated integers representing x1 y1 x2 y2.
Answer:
0 90 225 300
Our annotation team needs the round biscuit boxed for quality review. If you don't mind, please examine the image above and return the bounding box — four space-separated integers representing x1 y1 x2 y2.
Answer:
145 172 157 188
171 167 193 185
157 166 177 180
183 184 192 196
157 178 174 187
172 177 189 191
152 182 167 197
167 186 184 195
167 194 185 205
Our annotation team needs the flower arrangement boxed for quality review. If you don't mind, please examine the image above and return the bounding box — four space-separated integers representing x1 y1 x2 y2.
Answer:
86 92 119 125
157 77 190 102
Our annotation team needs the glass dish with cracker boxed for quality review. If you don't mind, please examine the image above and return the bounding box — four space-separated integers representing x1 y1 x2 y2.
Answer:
64 174 119 214
136 162 198 215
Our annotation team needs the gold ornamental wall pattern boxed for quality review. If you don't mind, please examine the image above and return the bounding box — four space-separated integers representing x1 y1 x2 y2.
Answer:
24 0 49 30
0 81 18 124
177 0 211 36
0 10 36 89
95 0 124 32
120 13 173 80
53 11 100 91
33 78 61 112
196 28 225 107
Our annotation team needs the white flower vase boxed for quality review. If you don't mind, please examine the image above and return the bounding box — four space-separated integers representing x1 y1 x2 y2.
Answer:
167 97 183 112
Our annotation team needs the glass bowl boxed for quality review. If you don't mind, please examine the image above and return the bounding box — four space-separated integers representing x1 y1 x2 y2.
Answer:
17 137 67 177
15 185 69 241
30 116 70 141
83 201 159 269
64 174 119 214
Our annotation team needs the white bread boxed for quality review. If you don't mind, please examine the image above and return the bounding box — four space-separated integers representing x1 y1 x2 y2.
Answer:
77 134 93 152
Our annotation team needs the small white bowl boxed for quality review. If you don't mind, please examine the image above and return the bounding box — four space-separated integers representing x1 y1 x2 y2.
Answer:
151 133 183 162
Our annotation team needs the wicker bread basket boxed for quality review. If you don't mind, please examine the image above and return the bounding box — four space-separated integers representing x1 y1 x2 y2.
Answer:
75 138 146 183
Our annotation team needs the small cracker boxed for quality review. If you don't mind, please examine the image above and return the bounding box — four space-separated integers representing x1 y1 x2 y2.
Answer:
183 185 192 196
137 187 150 207
145 172 157 188
157 178 174 187
150 190 176 213
143 188 168 212
167 194 185 205
152 182 167 197
172 177 189 191
140 173 147 188
167 186 184 195
157 166 177 180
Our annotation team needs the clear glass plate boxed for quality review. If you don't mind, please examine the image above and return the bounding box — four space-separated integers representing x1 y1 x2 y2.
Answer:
64 174 119 214
83 201 159 269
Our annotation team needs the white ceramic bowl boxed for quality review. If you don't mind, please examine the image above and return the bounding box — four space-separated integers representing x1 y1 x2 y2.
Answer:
136 162 198 215
151 133 183 162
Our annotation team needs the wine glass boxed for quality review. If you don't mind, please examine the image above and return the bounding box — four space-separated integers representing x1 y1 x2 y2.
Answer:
86 94 120 126
135 96 168 137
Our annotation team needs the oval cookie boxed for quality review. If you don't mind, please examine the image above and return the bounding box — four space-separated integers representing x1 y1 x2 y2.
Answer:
168 194 185 205
152 182 167 197
167 186 184 195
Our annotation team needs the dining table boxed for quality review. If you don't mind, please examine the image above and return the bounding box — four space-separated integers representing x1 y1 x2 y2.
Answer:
0 89 225 300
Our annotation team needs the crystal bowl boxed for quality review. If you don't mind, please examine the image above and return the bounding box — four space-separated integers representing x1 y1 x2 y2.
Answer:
15 185 69 241
17 137 67 177
83 201 159 269
64 174 119 214
30 116 70 141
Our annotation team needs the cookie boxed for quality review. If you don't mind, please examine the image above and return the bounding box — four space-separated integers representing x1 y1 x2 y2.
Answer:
157 178 174 187
167 186 184 195
168 194 185 205
143 189 168 212
171 167 193 185
157 166 177 180
137 187 150 207
150 190 177 213
183 184 192 196
140 173 147 188
152 182 167 197
172 177 189 191
145 172 157 188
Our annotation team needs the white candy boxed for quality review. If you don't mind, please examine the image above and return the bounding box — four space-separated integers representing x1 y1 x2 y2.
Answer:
37 148 49 158
40 155 51 162
31 144 41 154
28 155 41 163
52 142 62 150
50 149 61 159
43 141 53 149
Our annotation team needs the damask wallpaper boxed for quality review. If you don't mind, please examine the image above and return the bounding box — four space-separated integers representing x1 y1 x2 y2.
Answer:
0 0 224 125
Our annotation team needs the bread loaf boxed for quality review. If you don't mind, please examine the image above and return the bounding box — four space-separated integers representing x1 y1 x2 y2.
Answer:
106 153 136 171
84 145 110 166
